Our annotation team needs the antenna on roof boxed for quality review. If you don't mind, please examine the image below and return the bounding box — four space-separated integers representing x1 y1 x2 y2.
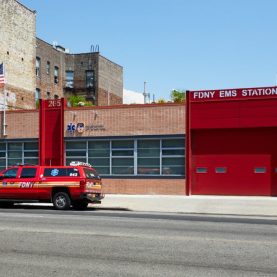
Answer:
143 81 150 104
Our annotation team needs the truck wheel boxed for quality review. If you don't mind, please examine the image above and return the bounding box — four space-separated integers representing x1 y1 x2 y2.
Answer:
72 200 88 210
0 201 14 208
53 192 71 210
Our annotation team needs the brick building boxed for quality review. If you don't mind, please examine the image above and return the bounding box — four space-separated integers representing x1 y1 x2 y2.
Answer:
36 38 123 106
1 0 123 109
0 0 184 195
0 103 185 195
0 0 36 109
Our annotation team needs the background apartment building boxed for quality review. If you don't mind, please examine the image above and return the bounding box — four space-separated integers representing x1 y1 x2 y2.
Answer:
0 0 123 109
0 0 36 109
36 38 123 106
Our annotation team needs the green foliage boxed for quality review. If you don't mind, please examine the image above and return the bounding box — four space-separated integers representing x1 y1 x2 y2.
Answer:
36 99 40 109
68 95 93 107
157 98 166 103
170 89 185 103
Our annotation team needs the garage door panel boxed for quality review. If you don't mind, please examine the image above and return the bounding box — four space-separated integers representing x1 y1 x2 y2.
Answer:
192 154 271 195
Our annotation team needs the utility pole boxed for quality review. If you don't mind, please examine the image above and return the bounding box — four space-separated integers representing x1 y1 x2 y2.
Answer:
3 90 6 136
143 81 150 104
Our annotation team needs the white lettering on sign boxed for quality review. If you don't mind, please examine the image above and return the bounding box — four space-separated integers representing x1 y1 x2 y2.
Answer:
193 91 215 99
242 87 277 97
20 182 35 188
192 87 277 101
219 90 237 98
48 100 61 108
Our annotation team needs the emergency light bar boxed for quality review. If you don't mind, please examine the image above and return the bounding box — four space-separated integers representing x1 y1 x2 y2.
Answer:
70 161 93 168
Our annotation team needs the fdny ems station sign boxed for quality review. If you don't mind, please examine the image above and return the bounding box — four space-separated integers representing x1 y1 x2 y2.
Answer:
190 86 277 102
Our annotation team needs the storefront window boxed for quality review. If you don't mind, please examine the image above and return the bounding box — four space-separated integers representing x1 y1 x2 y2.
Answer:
24 142 39 165
66 141 87 165
111 140 134 175
161 139 185 176
137 140 160 175
88 141 110 175
0 141 39 167
0 138 185 176
65 137 185 177
0 143 6 171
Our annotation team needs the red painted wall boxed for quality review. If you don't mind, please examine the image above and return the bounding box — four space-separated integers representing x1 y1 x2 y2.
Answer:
187 86 277 196
39 99 65 166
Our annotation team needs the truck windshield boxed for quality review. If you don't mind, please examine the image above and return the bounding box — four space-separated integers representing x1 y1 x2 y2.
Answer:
83 168 100 179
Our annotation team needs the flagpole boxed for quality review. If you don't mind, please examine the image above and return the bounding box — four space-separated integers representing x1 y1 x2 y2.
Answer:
3 89 6 137
2 64 6 137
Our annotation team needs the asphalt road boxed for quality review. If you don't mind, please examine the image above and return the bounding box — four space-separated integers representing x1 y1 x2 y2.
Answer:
0 206 277 277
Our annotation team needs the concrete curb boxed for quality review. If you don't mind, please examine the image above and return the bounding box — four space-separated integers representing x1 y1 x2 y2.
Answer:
93 195 277 217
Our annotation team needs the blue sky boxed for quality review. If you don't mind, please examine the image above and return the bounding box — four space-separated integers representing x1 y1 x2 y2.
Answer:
20 0 277 100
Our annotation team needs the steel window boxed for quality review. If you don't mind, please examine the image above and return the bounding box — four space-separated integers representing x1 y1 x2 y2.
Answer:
111 140 134 175
88 141 110 175
65 137 185 177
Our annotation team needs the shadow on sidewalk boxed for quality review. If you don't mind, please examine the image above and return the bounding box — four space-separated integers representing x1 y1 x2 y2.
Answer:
0 204 131 212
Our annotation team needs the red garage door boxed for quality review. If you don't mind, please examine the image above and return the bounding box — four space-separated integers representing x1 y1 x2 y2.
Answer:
192 154 271 195
190 128 277 196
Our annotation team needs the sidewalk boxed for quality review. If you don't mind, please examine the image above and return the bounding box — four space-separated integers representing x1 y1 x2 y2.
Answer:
93 195 277 217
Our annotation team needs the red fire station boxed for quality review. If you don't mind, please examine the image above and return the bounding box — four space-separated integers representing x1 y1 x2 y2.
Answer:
186 86 277 196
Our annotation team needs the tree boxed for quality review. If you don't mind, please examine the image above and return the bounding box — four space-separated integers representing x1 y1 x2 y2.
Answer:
68 95 93 107
170 89 185 103
157 98 166 103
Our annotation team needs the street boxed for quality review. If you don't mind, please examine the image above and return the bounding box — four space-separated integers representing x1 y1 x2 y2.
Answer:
0 206 277 276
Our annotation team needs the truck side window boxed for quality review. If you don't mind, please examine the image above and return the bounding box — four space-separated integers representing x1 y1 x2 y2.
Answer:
20 168 37 178
3 168 18 178
43 168 80 177
83 168 99 179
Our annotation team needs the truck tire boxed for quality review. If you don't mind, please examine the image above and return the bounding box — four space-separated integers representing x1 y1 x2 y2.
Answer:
53 192 71 210
72 200 88 210
0 201 14 208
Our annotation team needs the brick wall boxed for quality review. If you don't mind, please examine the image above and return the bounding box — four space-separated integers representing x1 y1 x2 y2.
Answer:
102 179 185 195
0 103 185 139
97 88 123 106
98 55 123 100
1 85 35 110
0 0 36 109
36 38 65 99
0 109 38 139
64 103 185 137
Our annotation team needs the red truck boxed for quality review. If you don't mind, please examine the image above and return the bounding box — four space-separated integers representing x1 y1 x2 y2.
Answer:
0 161 104 210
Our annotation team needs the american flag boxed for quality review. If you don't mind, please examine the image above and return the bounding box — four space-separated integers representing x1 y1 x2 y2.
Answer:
0 63 4 84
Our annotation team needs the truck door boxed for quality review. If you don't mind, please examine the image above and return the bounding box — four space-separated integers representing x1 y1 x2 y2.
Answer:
17 167 38 199
0 167 19 199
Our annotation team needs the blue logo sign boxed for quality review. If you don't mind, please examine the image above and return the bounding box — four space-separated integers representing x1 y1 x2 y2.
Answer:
67 123 76 133
51 169 59 176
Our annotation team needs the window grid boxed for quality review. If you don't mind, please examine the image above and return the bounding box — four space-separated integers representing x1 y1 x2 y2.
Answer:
0 141 39 170
0 139 184 176
66 138 185 176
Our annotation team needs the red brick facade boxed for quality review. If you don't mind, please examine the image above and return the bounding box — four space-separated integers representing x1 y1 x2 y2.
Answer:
103 179 185 195
0 103 185 195
0 103 185 139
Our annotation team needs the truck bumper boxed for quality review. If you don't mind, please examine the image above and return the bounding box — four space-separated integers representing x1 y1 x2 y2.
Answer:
80 192 104 203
